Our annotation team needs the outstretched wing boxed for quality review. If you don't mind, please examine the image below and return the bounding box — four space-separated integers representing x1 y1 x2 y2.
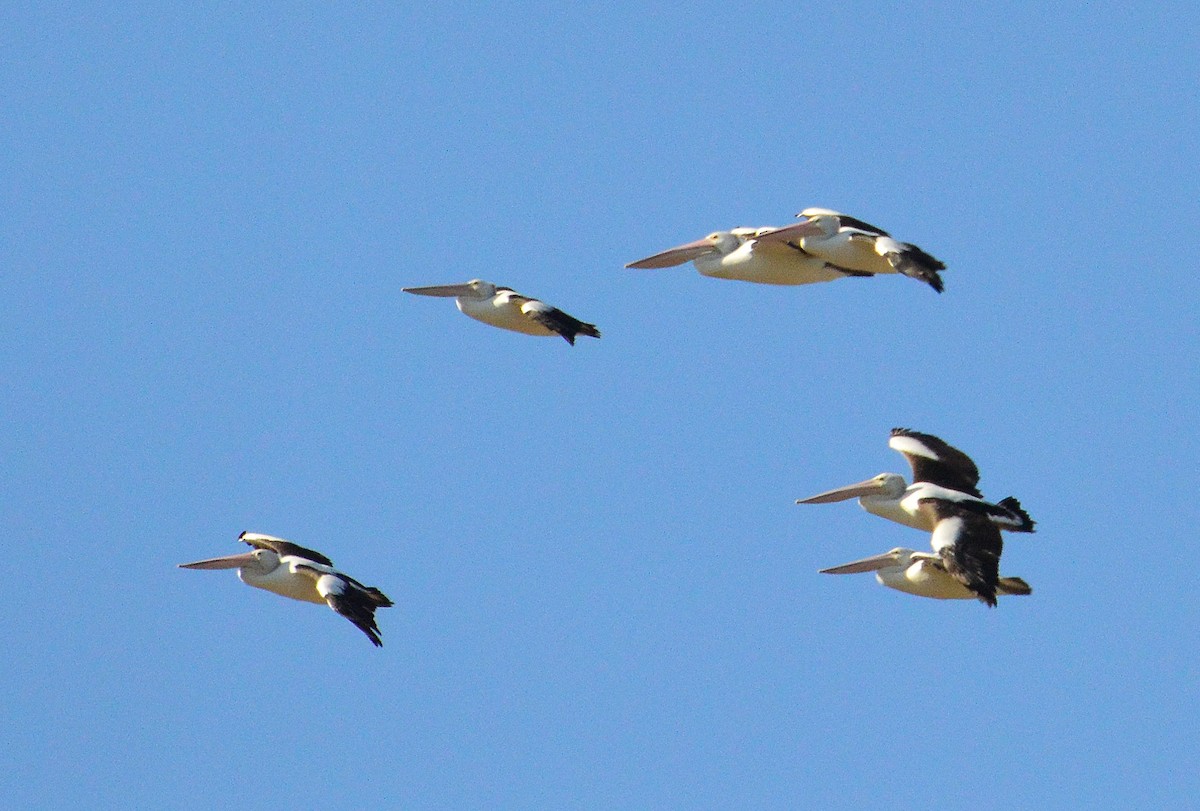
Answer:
518 298 601 345
239 531 333 566
888 428 983 496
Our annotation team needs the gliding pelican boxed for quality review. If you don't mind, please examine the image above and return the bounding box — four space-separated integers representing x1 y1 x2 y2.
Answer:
403 279 600 344
754 208 945 292
179 532 394 647
796 428 1035 533
625 225 869 286
820 499 1020 606
821 545 1032 603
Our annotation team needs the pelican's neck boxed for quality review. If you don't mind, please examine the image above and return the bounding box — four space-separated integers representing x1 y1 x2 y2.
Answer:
859 489 929 531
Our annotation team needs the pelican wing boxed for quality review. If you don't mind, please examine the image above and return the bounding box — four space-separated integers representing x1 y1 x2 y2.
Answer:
294 565 392 647
923 500 1002 606
517 297 601 345
239 531 333 566
834 215 890 236
888 428 983 496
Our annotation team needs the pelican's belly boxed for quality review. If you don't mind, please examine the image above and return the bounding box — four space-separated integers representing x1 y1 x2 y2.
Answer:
457 297 552 336
241 568 325 604
903 561 974 599
801 236 892 275
876 563 972 599
696 247 844 286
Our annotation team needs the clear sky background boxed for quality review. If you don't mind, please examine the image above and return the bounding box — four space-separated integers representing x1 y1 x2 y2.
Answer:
3 3 1198 809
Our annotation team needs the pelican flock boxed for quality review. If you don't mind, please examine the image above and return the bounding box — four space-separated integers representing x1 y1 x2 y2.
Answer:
184 205 1040 650
799 429 1035 606
180 532 394 646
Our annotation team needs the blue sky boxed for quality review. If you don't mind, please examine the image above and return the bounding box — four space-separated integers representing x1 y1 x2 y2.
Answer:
2 3 1198 808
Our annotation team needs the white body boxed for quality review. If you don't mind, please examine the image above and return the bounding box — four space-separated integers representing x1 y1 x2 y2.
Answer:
238 555 336 605
821 547 1031 601
692 229 847 286
781 209 905 276
793 228 900 276
626 227 849 286
456 290 557 336
876 556 982 600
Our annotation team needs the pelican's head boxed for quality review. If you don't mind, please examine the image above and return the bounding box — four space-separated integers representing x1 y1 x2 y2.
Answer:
402 279 498 299
796 472 907 505
625 230 746 269
794 208 842 237
178 547 281 576
820 547 918 575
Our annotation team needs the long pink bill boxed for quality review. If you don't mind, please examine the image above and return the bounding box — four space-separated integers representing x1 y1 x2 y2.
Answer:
795 477 889 504
625 238 714 269
178 551 259 570
819 551 901 575
401 283 475 297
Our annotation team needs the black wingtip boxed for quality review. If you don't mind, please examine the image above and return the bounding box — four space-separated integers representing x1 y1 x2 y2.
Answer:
890 245 945 292
328 592 388 647
998 496 1037 532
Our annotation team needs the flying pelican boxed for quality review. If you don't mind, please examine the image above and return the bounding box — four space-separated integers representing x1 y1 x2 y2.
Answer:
754 208 945 292
821 501 1024 606
625 226 870 286
402 279 600 344
179 532 394 647
796 428 1035 533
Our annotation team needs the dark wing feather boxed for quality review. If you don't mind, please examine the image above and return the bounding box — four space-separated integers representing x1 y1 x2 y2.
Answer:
523 303 601 345
922 501 1002 607
996 496 1036 532
835 215 891 236
325 590 386 647
898 242 945 271
886 243 946 293
239 532 334 566
295 565 393 647
889 428 983 496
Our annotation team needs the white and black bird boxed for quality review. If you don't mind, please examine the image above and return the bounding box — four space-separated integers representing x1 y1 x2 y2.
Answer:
626 226 868 286
402 279 600 344
179 532 394 647
819 504 1031 606
754 208 946 292
797 428 1035 533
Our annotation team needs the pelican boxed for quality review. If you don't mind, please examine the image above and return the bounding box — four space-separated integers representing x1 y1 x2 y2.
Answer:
402 279 600 344
625 226 870 286
821 501 1025 606
754 208 945 292
796 428 1035 533
179 532 394 647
